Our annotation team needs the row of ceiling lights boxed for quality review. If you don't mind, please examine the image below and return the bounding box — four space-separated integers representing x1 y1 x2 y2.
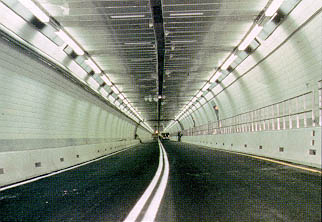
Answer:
1 0 154 132
165 0 295 131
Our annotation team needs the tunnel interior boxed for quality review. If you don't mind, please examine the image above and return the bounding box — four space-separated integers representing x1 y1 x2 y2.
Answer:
0 0 321 221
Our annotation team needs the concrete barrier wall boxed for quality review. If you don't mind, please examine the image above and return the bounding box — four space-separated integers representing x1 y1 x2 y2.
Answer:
180 127 321 169
0 36 151 187
0 140 141 187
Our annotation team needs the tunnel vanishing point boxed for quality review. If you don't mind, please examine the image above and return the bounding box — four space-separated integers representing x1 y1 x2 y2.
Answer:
0 0 321 221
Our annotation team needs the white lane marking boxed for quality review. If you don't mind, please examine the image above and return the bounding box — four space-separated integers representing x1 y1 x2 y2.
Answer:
239 153 322 174
0 147 134 192
123 143 164 222
141 141 170 222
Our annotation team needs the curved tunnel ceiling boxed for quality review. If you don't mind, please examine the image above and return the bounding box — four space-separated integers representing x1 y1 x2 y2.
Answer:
35 0 271 130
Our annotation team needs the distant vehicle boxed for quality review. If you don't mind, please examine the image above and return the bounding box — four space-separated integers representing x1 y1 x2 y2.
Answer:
161 132 170 140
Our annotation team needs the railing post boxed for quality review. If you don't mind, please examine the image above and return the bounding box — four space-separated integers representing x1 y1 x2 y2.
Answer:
258 109 262 131
250 112 254 132
277 103 280 130
271 105 275 130
319 81 322 126
289 100 292 129
312 88 316 127
303 93 307 127
283 101 286 130
254 110 258 131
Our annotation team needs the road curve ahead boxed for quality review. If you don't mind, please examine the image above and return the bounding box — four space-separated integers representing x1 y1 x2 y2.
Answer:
157 141 321 222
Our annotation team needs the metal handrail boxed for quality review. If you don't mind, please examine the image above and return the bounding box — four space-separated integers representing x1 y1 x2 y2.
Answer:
182 82 322 136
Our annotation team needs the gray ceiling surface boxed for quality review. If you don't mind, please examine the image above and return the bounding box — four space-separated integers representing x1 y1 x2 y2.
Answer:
38 0 267 130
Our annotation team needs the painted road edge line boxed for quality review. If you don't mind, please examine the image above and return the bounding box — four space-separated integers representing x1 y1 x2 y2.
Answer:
123 142 164 222
200 145 322 174
0 146 134 192
142 141 170 222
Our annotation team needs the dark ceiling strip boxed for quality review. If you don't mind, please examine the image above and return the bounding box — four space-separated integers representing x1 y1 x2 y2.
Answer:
150 0 165 131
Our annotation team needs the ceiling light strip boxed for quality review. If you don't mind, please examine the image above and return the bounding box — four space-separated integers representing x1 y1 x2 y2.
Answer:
110 14 145 19
55 30 84 56
265 0 285 16
6 1 148 128
238 24 263 50
85 58 101 73
169 12 204 17
168 0 290 132
17 0 50 23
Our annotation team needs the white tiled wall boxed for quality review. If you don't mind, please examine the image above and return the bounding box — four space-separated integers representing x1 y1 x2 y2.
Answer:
176 1 322 128
170 1 322 168
0 36 151 187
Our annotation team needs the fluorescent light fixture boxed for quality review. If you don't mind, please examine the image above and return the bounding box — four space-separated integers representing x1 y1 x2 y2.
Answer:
119 94 125 100
18 0 50 23
238 24 263 50
124 100 129 105
221 54 237 70
87 76 100 90
170 12 204 17
99 88 108 97
56 30 84 55
124 42 151 45
192 97 197 103
111 85 120 94
196 91 203 98
265 0 284 16
205 91 213 100
101 75 112 86
171 40 196 43
210 71 222 83
130 58 153 62
85 58 101 73
202 82 211 91
115 100 120 107
108 95 115 102
110 14 145 19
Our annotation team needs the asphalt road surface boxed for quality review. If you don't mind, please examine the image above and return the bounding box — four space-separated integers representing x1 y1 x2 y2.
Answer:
157 141 321 222
0 142 159 222
0 140 321 221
